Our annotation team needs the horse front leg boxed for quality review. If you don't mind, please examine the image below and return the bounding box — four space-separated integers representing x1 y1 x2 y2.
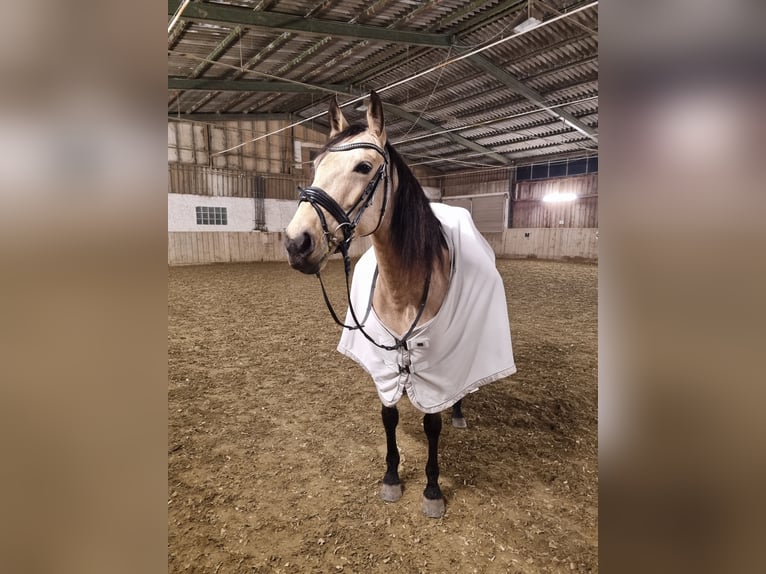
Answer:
422 412 446 518
380 405 403 502
451 398 467 428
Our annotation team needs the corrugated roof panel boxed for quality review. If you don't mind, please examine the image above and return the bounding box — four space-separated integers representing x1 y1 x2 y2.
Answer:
168 0 598 171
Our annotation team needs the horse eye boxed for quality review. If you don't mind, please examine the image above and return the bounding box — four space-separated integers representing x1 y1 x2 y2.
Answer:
354 162 372 174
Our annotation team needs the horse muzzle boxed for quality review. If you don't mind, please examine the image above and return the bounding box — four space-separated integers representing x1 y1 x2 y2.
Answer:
284 230 322 274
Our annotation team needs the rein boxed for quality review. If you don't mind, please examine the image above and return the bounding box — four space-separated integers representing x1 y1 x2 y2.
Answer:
297 141 430 352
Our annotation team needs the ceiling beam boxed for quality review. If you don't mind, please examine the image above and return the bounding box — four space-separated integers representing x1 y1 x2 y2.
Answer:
467 54 598 142
189 27 243 79
168 113 291 122
168 1 451 48
168 78 354 94
295 0 527 108
382 104 512 166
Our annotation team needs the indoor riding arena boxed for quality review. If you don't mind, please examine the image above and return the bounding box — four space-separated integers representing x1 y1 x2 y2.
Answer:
168 1 599 572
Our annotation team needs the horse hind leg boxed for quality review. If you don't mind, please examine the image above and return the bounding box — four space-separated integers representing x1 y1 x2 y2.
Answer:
451 399 467 428
380 405 403 502
422 412 446 518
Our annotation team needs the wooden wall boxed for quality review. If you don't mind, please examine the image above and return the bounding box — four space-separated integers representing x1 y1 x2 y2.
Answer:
168 164 307 200
168 119 325 176
512 174 598 228
168 232 373 266
168 229 595 265
484 228 598 261
441 169 512 198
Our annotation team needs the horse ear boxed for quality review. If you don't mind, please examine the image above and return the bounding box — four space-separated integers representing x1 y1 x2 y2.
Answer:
366 90 386 143
328 96 349 138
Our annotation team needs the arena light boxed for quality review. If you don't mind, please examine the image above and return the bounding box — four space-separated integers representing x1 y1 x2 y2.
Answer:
513 17 541 33
513 1 542 33
542 192 577 203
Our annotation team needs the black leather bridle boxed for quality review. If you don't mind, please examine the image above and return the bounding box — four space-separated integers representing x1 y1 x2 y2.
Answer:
297 141 430 352
298 142 389 254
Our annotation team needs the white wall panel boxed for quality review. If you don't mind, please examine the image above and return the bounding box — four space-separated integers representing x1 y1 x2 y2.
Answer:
264 199 299 232
169 194 299 232
168 194 258 232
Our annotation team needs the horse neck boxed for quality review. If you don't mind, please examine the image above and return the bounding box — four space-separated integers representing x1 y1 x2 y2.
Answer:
370 233 420 310
369 169 439 311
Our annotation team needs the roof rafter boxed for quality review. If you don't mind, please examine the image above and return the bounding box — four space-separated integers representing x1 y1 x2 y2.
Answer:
168 112 291 122
168 77 354 94
382 104 512 166
466 54 598 141
167 0 452 48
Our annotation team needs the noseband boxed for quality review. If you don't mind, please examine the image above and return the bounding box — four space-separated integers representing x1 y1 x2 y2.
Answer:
296 141 430 352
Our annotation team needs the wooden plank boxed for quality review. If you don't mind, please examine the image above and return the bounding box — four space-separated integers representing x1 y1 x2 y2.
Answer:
238 233 248 262
195 232 204 263
204 233 213 263
177 233 185 265
196 232 205 264
212 232 220 263
214 232 222 262
183 233 192 264
167 233 174 265
246 233 257 262
221 233 229 262
187 233 195 264
212 232 222 262
207 233 215 263
229 233 240 262
267 232 276 262
226 232 236 261
255 233 265 261
562 228 572 257
269 233 279 262
176 234 184 265
188 233 197 265
230 233 239 262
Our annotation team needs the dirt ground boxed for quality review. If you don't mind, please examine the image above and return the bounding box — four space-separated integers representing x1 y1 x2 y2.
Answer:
168 258 597 573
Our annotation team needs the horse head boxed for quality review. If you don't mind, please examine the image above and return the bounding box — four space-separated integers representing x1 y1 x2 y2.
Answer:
285 91 389 275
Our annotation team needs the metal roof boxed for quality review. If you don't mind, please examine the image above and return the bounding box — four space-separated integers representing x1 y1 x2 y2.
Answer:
168 0 598 173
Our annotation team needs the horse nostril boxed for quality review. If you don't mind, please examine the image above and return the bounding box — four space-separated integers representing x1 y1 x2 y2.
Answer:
298 231 312 254
286 231 313 258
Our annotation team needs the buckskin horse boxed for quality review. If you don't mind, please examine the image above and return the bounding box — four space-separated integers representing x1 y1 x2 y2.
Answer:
285 91 515 518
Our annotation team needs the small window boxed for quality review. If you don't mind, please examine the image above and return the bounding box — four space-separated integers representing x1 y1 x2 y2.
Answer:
531 164 549 180
516 156 598 181
567 158 588 176
196 206 228 225
549 161 568 178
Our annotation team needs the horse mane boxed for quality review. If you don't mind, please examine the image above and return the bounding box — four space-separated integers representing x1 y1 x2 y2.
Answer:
323 124 446 276
385 142 446 276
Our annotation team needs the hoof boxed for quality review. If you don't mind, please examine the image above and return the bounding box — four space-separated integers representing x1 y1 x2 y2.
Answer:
422 496 445 518
380 483 402 502
452 417 467 428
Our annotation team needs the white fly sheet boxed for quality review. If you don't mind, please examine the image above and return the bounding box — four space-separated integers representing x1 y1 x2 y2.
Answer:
337 203 516 414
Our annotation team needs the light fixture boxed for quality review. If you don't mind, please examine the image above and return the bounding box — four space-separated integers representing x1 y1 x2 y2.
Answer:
513 17 541 33
513 1 541 34
542 192 577 203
